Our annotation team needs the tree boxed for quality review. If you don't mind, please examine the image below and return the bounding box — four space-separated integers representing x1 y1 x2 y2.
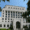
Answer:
9 21 13 30
22 0 30 23
0 7 2 11
10 24 13 30
2 0 9 2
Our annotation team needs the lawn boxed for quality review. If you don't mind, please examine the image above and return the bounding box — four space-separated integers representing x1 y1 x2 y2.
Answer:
1 29 10 30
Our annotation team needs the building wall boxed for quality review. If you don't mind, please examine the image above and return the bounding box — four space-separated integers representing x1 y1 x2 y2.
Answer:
0 17 2 22
0 5 27 29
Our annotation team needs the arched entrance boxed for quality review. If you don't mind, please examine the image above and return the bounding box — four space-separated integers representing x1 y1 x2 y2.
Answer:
16 21 21 29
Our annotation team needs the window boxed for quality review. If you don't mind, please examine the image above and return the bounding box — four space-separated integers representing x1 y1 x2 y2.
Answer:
5 16 7 17
8 18 10 20
8 11 10 13
16 12 17 18
4 25 6 27
18 8 19 9
8 21 9 22
12 11 15 18
8 13 10 15
18 16 20 18
11 19 12 20
0 24 2 27
16 22 20 28
8 7 10 8
16 8 17 9
18 12 20 14
5 18 7 20
6 13 7 15
6 11 7 13
11 11 12 18
11 7 12 9
7 25 9 27
18 12 22 18
2 18 4 20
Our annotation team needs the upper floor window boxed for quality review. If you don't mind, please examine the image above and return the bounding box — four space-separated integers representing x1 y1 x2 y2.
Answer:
11 11 12 18
8 7 10 8
16 8 17 9
18 8 19 9
22 8 24 10
5 15 7 17
12 11 15 18
18 12 22 18
2 18 4 20
8 18 9 20
18 12 20 14
16 12 17 18
5 18 7 20
8 21 9 22
8 11 10 13
6 11 7 13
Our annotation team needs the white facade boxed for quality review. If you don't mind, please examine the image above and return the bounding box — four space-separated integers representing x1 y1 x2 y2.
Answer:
0 5 30 30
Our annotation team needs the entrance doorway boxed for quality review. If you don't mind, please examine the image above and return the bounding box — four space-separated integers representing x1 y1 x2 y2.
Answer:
16 21 21 29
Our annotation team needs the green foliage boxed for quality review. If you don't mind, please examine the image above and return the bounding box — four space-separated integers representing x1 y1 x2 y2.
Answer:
2 0 5 2
27 1 30 12
23 25 28 28
22 11 28 18
22 0 30 17
2 0 9 2
0 28 11 30
9 24 13 30
0 7 2 12
7 0 9 1
22 0 30 23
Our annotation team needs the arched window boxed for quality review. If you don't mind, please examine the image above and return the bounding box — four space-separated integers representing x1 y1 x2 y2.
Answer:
4 25 6 27
7 25 9 27
16 21 20 29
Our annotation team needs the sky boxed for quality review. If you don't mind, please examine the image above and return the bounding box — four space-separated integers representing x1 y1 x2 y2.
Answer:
0 0 28 17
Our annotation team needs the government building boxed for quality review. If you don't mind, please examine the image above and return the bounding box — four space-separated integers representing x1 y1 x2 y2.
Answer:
0 5 30 30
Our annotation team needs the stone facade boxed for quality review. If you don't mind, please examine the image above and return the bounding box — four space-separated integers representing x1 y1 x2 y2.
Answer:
0 5 30 30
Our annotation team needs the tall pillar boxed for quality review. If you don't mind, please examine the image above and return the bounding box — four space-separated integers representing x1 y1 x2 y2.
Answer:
13 20 16 30
21 12 23 29
4 10 5 22
2 24 3 28
7 11 8 22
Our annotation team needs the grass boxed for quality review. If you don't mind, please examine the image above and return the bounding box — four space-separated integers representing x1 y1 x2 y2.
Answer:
1 29 10 30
